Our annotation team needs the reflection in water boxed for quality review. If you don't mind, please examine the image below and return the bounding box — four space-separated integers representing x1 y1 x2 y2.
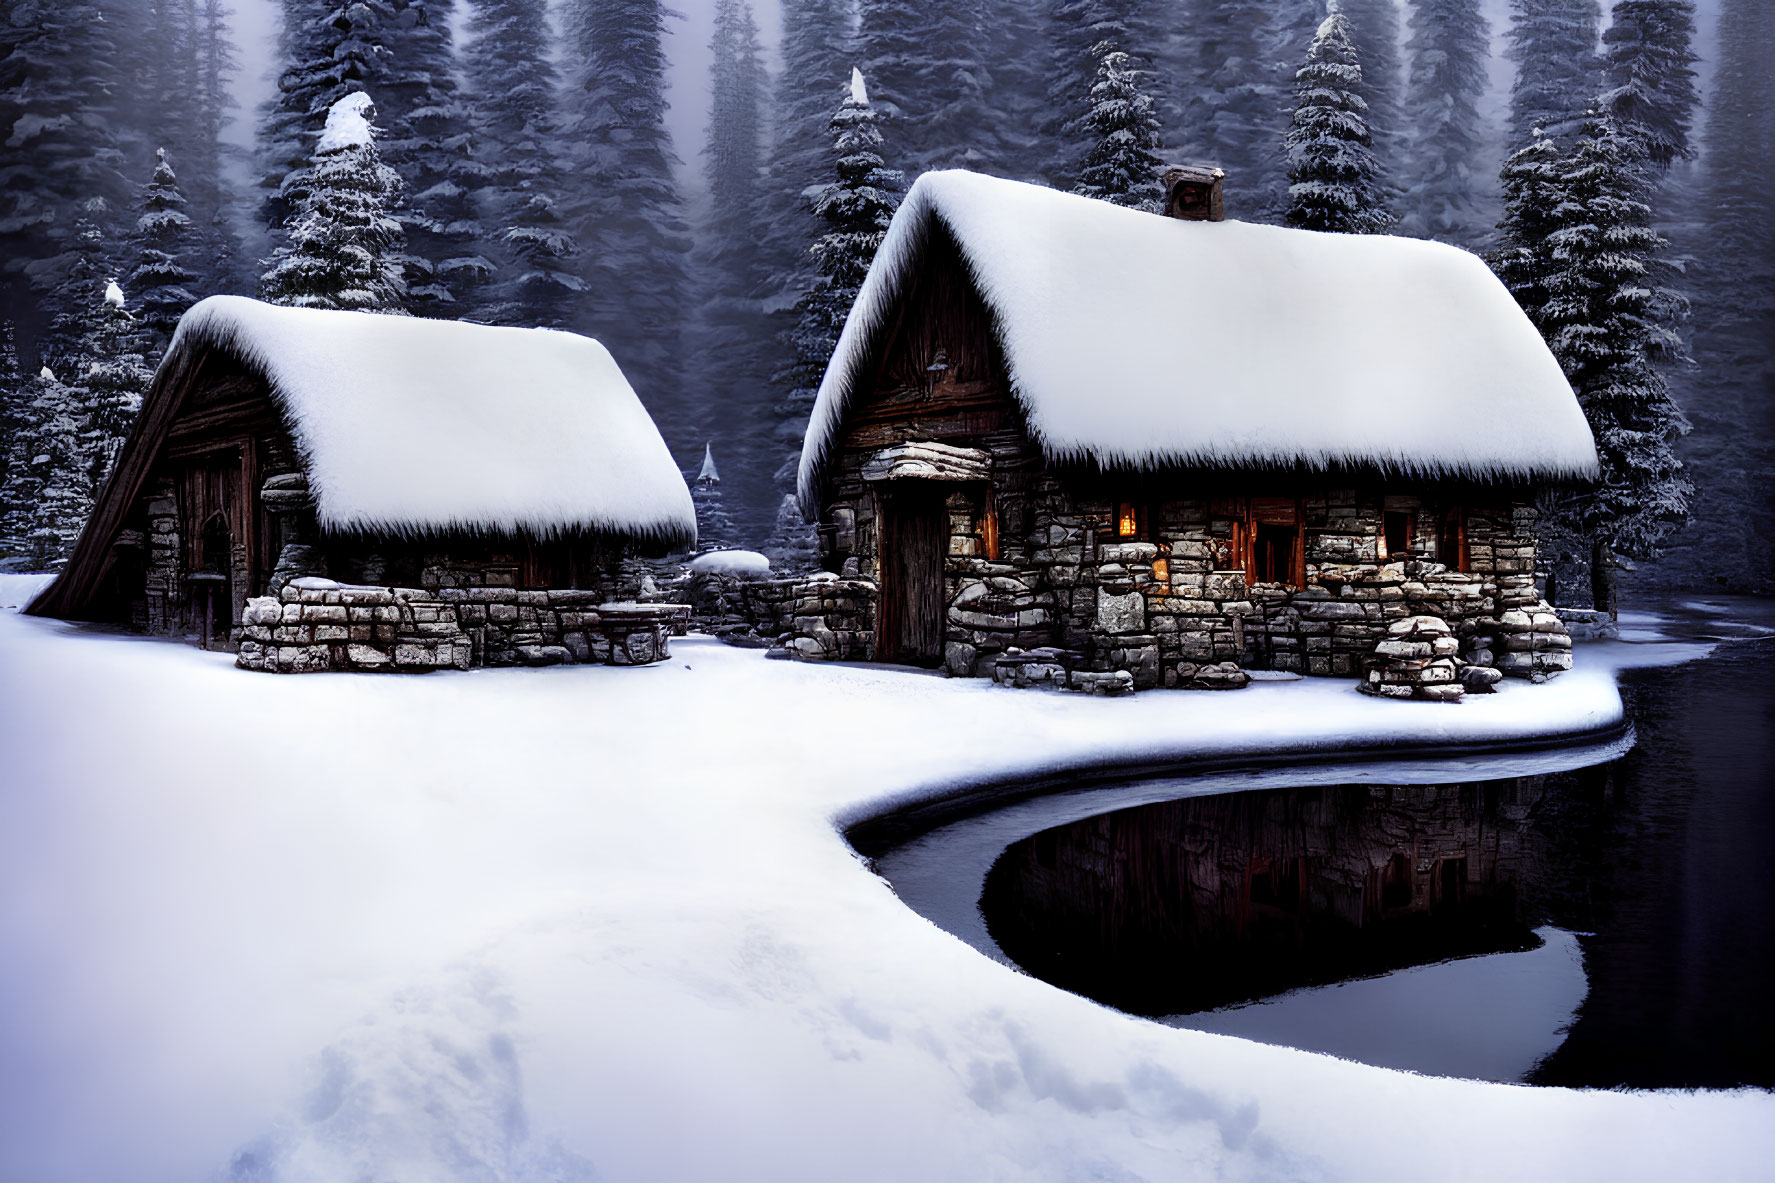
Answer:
981 774 1569 1019
972 607 1775 1088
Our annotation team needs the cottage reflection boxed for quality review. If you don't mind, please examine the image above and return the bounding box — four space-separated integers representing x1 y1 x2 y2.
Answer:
982 777 1550 1016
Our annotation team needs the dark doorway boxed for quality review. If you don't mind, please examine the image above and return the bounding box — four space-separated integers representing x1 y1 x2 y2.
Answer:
1252 522 1298 586
877 483 948 666
198 512 233 641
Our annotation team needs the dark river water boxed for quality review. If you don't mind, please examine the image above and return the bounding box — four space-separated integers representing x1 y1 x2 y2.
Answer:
893 600 1775 1088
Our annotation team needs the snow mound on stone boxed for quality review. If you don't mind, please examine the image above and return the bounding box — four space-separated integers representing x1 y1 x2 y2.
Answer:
166 295 697 547
801 170 1599 509
688 549 772 578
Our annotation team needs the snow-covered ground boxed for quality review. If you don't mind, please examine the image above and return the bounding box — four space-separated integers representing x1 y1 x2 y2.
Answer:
0 580 1767 1183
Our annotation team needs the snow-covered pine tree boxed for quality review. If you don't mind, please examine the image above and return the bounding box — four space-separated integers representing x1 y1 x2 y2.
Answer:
1601 0 1699 173
1071 41 1164 211
0 367 83 569
1047 0 1150 189
1489 131 1565 330
766 69 903 569
695 0 776 543
1338 0 1406 193
1161 0 1319 221
0 323 20 555
1656 0 1775 591
257 0 380 235
690 444 736 552
1284 12 1393 234
0 2 130 333
128 149 199 352
189 0 246 293
1401 0 1492 243
462 0 581 327
1540 108 1690 612
756 0 853 315
1505 0 1602 151
563 0 692 458
858 0 998 174
260 92 408 313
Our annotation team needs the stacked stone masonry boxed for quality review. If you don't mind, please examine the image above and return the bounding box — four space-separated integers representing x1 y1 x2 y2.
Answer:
800 468 1573 694
236 583 676 673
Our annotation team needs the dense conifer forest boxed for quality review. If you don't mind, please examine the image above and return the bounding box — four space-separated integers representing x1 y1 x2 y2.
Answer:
0 0 1768 598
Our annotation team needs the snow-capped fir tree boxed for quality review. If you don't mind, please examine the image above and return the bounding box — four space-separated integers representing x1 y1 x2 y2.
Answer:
766 70 903 569
1540 109 1691 613
1401 0 1492 243
858 0 998 174
1337 0 1406 193
1072 42 1165 210
1601 0 1699 173
1489 130 1566 330
1046 0 1151 189
128 149 199 352
757 0 854 314
462 0 582 327
64 279 154 485
0 2 130 322
256 1 481 314
0 368 82 568
1505 0 1602 150
1160 0 1320 221
690 444 736 552
562 0 691 456
0 323 20 554
1285 12 1393 234
695 0 775 543
190 0 246 292
261 93 408 313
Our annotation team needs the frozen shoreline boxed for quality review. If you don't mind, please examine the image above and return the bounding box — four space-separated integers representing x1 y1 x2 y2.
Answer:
0 586 1764 1183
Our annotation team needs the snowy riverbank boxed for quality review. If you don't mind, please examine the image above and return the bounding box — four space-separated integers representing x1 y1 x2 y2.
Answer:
0 586 1765 1182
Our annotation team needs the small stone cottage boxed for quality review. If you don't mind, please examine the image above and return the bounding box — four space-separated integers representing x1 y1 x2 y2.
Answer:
790 169 1599 697
27 295 697 671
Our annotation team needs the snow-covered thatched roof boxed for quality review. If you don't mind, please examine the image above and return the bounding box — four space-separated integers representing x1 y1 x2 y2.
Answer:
171 295 696 546
799 170 1598 510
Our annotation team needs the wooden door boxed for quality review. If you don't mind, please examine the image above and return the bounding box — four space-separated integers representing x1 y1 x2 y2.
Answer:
877 484 947 666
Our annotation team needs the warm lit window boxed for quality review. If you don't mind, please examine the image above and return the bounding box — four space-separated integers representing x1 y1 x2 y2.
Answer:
1115 502 1149 540
1382 511 1413 560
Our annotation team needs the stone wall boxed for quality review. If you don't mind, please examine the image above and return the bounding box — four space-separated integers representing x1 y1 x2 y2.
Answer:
236 582 672 673
805 462 1569 691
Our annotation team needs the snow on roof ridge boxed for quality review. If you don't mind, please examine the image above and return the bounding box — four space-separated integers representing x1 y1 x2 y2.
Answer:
169 295 696 547
798 170 1599 514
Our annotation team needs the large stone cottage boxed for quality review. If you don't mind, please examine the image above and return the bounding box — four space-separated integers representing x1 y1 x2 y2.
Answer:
791 169 1598 696
27 295 697 671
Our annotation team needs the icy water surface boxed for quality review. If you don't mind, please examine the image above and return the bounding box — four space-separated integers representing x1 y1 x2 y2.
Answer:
892 599 1775 1087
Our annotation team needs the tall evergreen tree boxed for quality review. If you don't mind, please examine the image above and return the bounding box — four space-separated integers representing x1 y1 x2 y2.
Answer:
1338 0 1406 191
1071 42 1164 210
256 1 481 315
0 1 130 338
1540 109 1690 611
767 69 902 566
1161 0 1319 221
690 444 736 552
563 0 692 456
1651 0 1775 591
1401 0 1492 243
1284 12 1392 235
0 321 20 552
1047 0 1152 189
757 0 853 312
128 149 199 351
1490 131 1566 328
462 0 580 326
1504 0 1601 150
260 92 407 313
189 0 245 293
1601 0 1698 173
696 0 775 542
0 367 81 568
857 0 998 174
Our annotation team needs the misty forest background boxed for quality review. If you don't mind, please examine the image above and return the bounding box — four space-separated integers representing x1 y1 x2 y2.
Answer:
0 0 1770 598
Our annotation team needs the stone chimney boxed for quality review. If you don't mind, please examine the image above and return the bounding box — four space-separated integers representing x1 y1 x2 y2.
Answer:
1161 165 1225 222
